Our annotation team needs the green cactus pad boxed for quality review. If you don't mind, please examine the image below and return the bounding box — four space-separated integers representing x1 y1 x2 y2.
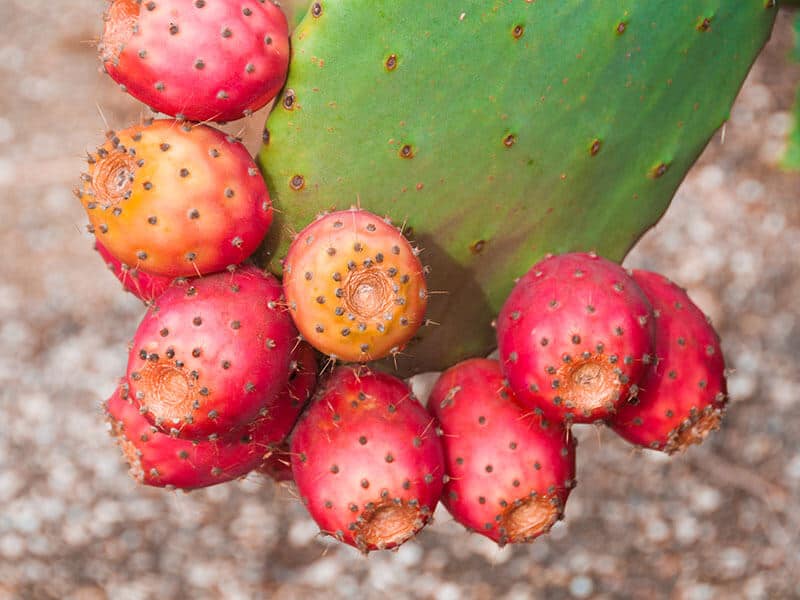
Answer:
782 13 800 171
276 0 310 31
258 0 776 375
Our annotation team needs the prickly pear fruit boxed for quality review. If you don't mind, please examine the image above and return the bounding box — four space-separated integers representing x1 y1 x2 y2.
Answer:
126 265 297 440
79 119 272 278
107 380 293 490
257 341 319 482
94 239 175 303
610 271 727 453
429 359 576 546
290 366 444 552
99 0 289 122
497 253 655 424
282 208 428 364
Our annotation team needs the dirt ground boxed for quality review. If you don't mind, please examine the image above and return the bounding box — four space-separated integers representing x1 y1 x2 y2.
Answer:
0 3 798 599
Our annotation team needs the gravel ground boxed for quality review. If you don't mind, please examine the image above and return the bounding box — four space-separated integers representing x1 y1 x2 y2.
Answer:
0 3 799 599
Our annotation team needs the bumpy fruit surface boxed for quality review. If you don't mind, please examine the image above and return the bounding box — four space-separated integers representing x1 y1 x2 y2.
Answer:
257 341 319 483
497 253 655 424
127 265 296 440
107 381 293 490
79 119 272 278
290 366 444 552
610 270 727 453
99 0 289 122
94 239 175 303
282 208 428 363
429 359 576 545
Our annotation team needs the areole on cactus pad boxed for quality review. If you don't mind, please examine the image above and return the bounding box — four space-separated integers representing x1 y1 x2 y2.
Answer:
257 0 776 375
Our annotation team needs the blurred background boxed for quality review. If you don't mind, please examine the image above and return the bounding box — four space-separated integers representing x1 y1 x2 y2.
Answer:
0 2 799 599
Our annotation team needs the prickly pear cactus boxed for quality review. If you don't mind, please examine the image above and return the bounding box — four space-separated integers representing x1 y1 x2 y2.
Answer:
258 0 776 375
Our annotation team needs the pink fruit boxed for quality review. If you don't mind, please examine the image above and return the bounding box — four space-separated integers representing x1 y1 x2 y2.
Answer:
99 0 289 122
257 341 319 483
126 265 297 440
497 252 655 424
290 367 444 552
282 208 428 363
79 119 272 278
429 359 576 545
610 270 727 453
94 239 175 303
107 381 292 489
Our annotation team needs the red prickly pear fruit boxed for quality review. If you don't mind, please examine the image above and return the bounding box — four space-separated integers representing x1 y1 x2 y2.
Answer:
257 341 319 483
94 239 175 303
290 366 444 553
79 119 272 278
283 208 428 363
126 265 297 440
610 271 727 453
99 0 289 123
106 381 292 490
429 359 576 546
497 252 655 424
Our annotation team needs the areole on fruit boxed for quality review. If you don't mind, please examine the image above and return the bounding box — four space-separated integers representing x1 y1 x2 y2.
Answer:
342 267 394 320
90 148 136 208
110 415 145 481
667 405 724 453
561 355 620 415
501 495 561 542
136 360 199 427
353 500 422 549
99 0 138 64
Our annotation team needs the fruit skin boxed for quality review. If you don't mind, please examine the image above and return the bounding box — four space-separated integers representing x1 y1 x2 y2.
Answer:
290 366 444 552
257 0 776 375
282 208 428 364
497 253 655 424
257 341 319 482
99 0 289 122
610 270 727 453
258 442 294 482
94 239 175 303
106 380 294 490
429 359 576 546
127 265 297 440
79 119 272 278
